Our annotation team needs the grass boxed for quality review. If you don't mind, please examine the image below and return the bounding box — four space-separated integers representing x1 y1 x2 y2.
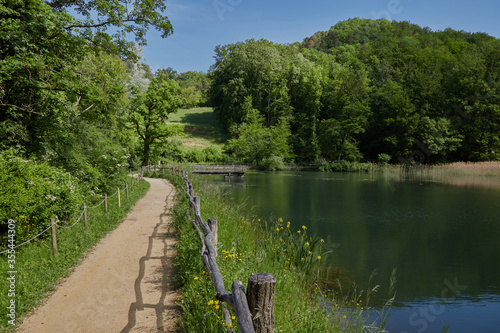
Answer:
0 178 150 332
168 107 228 150
377 161 500 188
380 161 500 177
145 169 395 332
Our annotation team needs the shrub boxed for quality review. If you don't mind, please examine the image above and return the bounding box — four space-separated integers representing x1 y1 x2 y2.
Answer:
377 153 391 166
259 155 286 171
0 150 85 247
330 161 372 172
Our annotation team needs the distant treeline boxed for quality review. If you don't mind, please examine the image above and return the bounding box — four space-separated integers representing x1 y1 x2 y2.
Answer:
209 18 500 165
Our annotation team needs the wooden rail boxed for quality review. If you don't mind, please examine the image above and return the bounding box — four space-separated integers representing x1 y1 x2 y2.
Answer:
142 164 246 177
179 170 275 333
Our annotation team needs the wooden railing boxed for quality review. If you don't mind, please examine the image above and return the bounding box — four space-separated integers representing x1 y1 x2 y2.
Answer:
179 169 276 333
142 164 246 176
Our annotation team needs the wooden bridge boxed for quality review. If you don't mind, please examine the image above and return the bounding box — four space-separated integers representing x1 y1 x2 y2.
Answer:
190 165 246 177
143 164 246 177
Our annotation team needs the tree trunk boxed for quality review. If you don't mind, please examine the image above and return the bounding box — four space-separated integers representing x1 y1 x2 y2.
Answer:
142 139 151 166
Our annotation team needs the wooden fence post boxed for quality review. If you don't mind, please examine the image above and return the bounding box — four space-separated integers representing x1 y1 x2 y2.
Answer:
50 218 58 258
194 196 201 219
208 218 218 255
83 203 88 230
232 281 255 333
104 194 108 214
117 187 121 208
126 184 129 199
247 273 276 333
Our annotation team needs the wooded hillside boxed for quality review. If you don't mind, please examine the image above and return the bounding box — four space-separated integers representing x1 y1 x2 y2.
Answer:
210 18 500 165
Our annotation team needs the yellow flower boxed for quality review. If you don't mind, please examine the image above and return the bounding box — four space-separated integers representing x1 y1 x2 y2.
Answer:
297 230 301 234
301 257 305 261
194 276 199 281
308 251 312 255
286 222 290 228
343 315 347 319
278 217 283 222
207 300 214 306
317 256 321 260
320 238 325 243
276 228 280 232
231 316 236 320
305 242 309 246
302 225 307 230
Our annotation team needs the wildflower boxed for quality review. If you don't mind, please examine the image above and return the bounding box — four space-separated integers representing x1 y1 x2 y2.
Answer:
194 276 199 281
317 256 321 260
231 316 236 320
302 225 307 230
207 300 214 306
308 251 312 255
305 242 309 247
287 222 290 228
276 228 280 232
297 230 301 234
301 257 305 261
278 217 283 222
320 239 325 243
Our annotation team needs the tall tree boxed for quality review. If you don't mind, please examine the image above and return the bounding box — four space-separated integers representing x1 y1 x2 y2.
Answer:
129 73 183 165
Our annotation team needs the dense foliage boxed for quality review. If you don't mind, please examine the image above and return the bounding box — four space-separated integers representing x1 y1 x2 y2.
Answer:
0 0 178 239
210 18 500 165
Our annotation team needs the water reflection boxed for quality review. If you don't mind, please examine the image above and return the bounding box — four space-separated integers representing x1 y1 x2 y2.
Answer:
216 171 500 332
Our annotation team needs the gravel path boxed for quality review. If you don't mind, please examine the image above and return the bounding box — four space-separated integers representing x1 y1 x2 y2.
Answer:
17 178 180 333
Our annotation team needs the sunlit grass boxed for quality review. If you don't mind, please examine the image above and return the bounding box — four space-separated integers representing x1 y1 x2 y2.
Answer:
167 107 228 150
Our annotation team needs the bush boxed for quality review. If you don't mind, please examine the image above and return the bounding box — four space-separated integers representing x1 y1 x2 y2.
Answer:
0 150 85 247
259 155 286 171
330 161 373 172
377 153 392 166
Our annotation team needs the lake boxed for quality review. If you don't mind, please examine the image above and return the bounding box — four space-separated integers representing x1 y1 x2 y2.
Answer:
216 171 500 333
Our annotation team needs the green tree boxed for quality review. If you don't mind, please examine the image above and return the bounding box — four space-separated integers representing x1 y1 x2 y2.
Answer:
129 73 184 166
226 97 293 166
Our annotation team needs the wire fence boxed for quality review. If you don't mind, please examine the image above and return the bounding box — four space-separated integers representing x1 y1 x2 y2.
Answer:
0 172 144 255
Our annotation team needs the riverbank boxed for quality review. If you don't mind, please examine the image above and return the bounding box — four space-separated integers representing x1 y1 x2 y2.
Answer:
145 169 394 332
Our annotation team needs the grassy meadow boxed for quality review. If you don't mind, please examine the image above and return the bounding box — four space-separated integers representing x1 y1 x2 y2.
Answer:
168 107 228 151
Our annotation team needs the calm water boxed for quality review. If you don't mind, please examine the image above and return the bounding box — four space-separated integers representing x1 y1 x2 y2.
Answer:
216 171 500 333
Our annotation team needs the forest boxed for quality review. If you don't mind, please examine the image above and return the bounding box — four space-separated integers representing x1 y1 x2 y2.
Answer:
2 2 500 240
211 18 500 167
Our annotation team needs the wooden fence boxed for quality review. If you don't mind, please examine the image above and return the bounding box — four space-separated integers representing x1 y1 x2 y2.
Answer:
178 169 276 333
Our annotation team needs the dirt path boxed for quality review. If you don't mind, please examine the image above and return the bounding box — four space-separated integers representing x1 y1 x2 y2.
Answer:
17 178 180 333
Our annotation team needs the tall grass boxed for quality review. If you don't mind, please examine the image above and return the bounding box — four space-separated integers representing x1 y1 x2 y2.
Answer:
380 161 500 177
0 180 150 332
146 169 395 332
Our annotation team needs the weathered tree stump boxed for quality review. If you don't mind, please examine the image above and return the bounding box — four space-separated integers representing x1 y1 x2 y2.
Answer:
247 273 276 333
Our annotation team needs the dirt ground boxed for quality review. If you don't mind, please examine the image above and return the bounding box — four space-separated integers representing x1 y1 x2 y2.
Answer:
17 178 181 333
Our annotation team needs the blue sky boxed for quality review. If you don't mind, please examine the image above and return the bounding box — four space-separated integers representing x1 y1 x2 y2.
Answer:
140 0 500 74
